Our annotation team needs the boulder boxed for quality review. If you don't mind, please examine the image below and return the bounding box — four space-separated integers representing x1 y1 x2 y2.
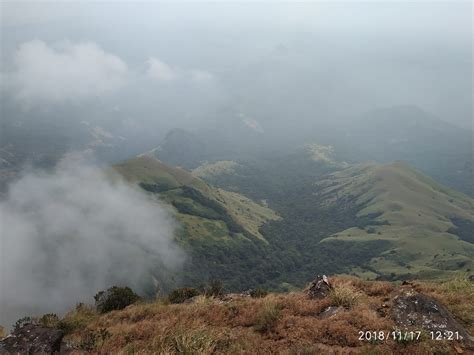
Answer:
307 275 332 299
0 324 64 354
392 288 473 347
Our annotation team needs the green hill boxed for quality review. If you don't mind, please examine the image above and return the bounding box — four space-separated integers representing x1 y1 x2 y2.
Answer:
192 150 474 284
317 161 474 279
337 105 474 196
112 155 473 291
112 156 280 289
114 155 209 191
114 156 278 241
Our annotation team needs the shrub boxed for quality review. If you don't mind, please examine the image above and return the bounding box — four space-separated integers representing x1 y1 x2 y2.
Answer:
14 314 59 330
253 301 282 333
94 286 140 313
202 280 225 298
39 313 59 328
58 303 98 334
12 316 35 331
79 327 111 352
168 287 201 304
80 330 98 352
250 287 268 298
329 282 362 308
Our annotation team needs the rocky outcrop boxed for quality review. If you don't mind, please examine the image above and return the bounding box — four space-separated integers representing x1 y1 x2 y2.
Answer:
392 288 473 347
0 324 64 354
307 275 332 299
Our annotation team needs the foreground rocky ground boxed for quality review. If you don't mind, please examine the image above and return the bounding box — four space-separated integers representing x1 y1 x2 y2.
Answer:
1 276 473 354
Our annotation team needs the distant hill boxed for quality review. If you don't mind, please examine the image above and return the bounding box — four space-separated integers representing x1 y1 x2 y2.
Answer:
143 113 274 170
141 105 473 197
317 161 474 280
338 105 474 196
142 129 209 169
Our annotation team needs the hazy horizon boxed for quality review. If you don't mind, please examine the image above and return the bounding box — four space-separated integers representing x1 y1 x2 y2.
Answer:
1 1 472 134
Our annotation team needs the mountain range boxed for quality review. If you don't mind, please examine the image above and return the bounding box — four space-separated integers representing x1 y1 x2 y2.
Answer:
110 145 474 292
1 104 472 290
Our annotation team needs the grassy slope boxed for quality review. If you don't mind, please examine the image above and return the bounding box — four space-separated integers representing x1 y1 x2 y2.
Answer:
113 156 472 284
192 160 240 179
60 276 474 354
113 156 208 191
318 161 474 279
113 156 279 243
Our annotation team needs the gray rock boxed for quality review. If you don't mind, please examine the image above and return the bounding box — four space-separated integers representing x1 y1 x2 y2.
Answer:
392 289 473 347
0 324 64 355
307 275 332 299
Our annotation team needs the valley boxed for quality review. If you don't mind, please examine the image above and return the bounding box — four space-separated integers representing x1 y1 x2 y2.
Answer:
110 149 474 292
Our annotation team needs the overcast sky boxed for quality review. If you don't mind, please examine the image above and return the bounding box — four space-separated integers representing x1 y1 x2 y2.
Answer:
1 1 472 132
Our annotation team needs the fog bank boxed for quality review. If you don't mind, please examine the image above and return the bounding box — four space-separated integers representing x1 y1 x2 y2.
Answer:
0 154 185 328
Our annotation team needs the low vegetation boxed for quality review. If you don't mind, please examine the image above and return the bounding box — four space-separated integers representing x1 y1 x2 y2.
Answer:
19 276 472 354
94 286 140 314
249 287 268 298
253 300 282 333
168 287 201 304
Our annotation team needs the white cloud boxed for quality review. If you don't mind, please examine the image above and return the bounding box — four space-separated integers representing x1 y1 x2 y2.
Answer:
146 57 214 83
6 40 128 104
190 69 215 82
146 58 179 81
0 153 185 327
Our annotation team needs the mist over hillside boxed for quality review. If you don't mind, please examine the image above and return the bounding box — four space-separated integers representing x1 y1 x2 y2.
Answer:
0 154 185 328
0 1 472 351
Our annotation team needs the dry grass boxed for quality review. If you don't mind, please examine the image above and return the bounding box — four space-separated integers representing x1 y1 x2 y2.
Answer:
328 281 364 308
152 327 224 354
253 299 282 333
59 303 99 334
60 277 473 354
346 277 394 297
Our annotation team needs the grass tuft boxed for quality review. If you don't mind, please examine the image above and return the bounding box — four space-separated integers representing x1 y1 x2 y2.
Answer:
329 282 363 308
156 328 223 354
253 300 282 333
